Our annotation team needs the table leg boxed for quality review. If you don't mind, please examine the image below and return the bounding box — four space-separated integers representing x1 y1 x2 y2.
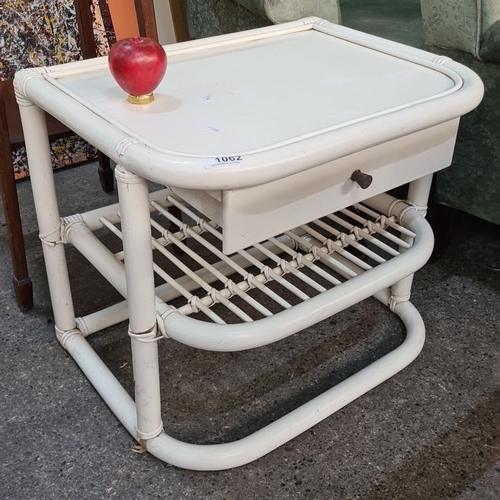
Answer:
18 101 76 332
390 174 434 308
115 165 163 443
407 174 433 216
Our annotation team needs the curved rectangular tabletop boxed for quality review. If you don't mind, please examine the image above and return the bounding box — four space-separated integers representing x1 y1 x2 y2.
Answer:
15 18 483 189
54 30 456 156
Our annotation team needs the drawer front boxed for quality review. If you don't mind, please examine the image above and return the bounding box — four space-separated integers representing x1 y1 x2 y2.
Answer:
173 119 459 254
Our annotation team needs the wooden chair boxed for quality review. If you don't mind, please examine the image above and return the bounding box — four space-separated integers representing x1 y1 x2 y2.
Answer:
1 0 189 312
0 0 116 312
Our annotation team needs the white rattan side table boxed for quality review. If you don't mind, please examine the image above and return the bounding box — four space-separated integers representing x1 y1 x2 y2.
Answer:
15 18 483 470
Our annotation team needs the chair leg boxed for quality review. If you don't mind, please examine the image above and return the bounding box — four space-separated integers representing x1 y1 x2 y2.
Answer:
98 152 114 193
12 274 34 312
168 205 182 233
0 144 33 311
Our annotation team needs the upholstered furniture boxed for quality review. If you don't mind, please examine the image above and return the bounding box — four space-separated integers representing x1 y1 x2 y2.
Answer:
186 0 341 39
420 0 500 233
421 0 500 62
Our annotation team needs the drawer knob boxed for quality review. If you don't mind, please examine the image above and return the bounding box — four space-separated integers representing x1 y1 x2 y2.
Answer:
351 170 373 189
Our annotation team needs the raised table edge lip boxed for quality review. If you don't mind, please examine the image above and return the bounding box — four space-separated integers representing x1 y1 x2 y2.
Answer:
13 17 484 191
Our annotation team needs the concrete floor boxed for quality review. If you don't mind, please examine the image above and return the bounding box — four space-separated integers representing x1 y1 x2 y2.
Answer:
1 1 499 499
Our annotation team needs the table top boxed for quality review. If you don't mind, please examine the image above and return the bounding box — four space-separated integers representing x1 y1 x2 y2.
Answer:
53 30 454 156
15 17 483 190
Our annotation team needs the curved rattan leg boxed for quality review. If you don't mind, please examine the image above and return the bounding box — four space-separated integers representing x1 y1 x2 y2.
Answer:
116 165 163 442
61 299 425 471
146 300 424 470
18 101 76 329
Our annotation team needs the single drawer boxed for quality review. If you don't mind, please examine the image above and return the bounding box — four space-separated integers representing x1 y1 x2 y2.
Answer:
172 118 458 253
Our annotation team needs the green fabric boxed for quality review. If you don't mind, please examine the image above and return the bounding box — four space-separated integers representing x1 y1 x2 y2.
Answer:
186 0 269 39
429 47 500 225
235 0 340 24
185 0 340 40
480 20 500 64
420 0 482 57
419 1 500 224
420 0 500 58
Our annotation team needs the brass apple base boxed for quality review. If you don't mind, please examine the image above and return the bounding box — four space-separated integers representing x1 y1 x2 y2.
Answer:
128 93 154 104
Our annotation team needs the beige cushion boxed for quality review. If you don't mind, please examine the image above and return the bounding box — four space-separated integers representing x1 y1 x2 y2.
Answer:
235 0 341 25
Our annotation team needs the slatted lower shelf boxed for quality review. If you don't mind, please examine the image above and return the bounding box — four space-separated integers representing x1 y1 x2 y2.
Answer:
59 188 433 470
64 189 432 350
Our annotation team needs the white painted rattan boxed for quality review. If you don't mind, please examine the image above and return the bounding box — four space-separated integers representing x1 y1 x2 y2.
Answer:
15 17 483 470
96 194 418 324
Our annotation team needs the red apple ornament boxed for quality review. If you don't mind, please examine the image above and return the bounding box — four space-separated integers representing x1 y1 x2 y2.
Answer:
108 37 167 104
